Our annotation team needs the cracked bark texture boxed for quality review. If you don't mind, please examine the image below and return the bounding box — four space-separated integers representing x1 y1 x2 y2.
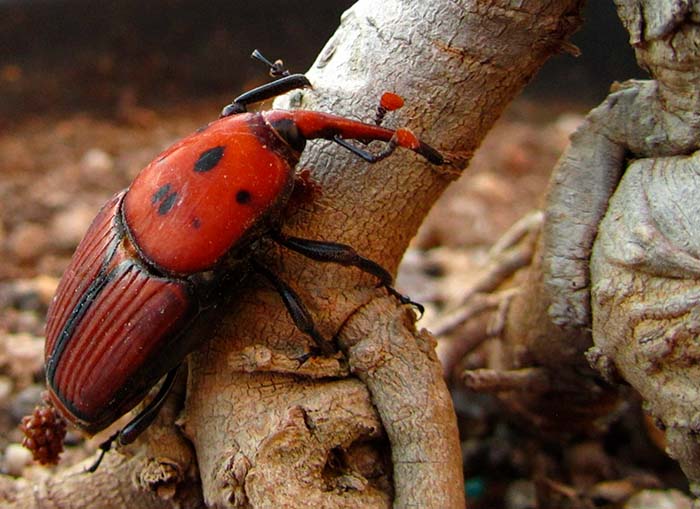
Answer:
459 0 700 498
3 1 586 507
0 453 203 509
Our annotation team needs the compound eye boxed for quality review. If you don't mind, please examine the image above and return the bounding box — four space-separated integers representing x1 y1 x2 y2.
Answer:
269 118 306 153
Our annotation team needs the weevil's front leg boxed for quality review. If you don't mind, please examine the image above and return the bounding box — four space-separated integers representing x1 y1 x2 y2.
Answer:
220 74 311 117
220 50 311 117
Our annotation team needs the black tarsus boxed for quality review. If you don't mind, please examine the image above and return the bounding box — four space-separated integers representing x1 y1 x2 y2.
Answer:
375 103 390 126
271 231 424 316
220 50 311 117
86 430 117 473
251 49 290 77
85 367 180 473
415 141 446 166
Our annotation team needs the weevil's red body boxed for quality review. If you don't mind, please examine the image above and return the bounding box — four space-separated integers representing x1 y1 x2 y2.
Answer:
124 112 298 274
43 108 434 436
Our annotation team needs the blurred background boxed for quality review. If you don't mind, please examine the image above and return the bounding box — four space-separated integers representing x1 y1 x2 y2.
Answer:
2 2 679 508
0 0 643 124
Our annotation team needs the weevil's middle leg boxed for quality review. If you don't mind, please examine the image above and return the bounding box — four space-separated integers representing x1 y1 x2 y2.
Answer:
251 259 335 356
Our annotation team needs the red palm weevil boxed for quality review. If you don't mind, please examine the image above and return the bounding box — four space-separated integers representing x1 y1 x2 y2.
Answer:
21 51 444 470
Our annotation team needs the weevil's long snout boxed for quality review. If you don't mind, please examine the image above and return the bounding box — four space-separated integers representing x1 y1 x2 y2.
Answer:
263 109 444 165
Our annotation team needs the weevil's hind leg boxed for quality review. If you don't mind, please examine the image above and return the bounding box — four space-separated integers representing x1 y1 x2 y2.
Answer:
271 230 424 317
85 367 180 473
250 259 335 356
86 432 117 473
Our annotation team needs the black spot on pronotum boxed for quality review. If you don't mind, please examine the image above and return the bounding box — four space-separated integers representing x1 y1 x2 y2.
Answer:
194 146 225 173
192 217 201 229
235 189 252 205
151 183 171 204
156 191 178 215
151 183 179 215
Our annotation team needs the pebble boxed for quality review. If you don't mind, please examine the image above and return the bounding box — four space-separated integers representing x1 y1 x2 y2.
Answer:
7 223 48 263
0 376 14 406
505 479 536 509
10 310 42 335
625 489 692 509
29 275 59 307
49 203 97 250
81 147 113 174
10 385 45 422
2 333 45 386
0 275 58 311
3 443 32 476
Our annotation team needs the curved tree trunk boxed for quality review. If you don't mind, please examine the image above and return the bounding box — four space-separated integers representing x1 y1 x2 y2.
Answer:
2 1 585 508
186 2 584 507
